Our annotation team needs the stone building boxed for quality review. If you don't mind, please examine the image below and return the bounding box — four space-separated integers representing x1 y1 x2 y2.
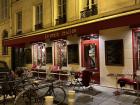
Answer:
1 0 140 87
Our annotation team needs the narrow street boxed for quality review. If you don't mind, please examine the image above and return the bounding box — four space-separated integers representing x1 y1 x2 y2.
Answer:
0 85 139 105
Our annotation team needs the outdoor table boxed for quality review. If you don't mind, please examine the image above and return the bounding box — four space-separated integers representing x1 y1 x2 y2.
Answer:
107 73 124 95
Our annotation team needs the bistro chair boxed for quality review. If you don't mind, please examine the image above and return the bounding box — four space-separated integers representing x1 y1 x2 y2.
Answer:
73 70 93 92
117 74 134 95
73 71 83 91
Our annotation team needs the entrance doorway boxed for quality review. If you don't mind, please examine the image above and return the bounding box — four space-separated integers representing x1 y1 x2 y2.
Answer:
11 47 25 70
133 30 140 75
81 34 100 83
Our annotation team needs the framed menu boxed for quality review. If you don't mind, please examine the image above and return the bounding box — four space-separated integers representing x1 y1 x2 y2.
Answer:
105 39 124 66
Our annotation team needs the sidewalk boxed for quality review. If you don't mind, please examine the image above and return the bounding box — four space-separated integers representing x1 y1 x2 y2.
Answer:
63 85 140 105
0 84 139 105
71 85 139 105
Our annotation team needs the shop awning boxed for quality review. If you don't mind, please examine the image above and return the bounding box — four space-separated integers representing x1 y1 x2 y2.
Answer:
3 12 140 47
76 12 140 35
3 34 45 47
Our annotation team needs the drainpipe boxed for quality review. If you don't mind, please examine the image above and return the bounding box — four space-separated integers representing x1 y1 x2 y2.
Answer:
9 0 12 38
9 0 12 69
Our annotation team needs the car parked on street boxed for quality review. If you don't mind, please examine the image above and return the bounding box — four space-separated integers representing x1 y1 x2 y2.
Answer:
0 61 10 80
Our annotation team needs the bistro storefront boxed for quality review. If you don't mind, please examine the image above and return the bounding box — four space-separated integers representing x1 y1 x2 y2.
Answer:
3 12 140 87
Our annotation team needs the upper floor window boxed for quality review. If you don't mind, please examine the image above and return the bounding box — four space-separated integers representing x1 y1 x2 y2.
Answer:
56 0 66 25
0 0 9 20
81 0 97 18
35 4 43 30
2 30 8 55
16 11 22 35
84 0 95 9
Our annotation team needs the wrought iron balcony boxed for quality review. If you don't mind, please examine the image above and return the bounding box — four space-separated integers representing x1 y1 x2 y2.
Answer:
81 4 97 18
56 15 66 25
16 30 22 35
35 23 43 30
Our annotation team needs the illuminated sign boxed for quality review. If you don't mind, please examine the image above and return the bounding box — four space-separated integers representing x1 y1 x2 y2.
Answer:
45 28 77 39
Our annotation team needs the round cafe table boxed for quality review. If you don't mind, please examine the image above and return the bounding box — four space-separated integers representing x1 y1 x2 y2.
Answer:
107 73 124 95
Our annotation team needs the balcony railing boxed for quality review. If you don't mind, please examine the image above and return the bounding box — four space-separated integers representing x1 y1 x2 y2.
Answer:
16 30 22 35
35 23 43 30
56 15 66 25
81 4 97 18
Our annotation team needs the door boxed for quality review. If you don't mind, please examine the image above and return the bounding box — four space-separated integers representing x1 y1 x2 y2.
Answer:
81 40 99 69
133 30 140 75
11 47 25 70
81 39 100 83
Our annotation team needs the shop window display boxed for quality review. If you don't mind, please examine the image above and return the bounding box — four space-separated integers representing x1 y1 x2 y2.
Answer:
54 39 67 67
133 32 140 73
32 42 46 68
105 39 124 66
84 44 96 68
25 48 32 64
46 47 52 64
137 33 140 70
81 34 99 69
68 44 79 64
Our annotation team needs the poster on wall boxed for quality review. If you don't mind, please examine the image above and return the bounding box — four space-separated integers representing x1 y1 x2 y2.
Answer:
105 39 124 66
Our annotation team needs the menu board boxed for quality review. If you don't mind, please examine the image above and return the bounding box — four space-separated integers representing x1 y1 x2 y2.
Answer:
105 39 124 66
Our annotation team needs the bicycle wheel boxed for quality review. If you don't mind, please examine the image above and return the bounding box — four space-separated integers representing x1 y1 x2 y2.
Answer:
14 89 43 105
50 86 66 105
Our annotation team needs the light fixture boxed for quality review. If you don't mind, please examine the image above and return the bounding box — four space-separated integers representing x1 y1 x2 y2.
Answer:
42 47 45 52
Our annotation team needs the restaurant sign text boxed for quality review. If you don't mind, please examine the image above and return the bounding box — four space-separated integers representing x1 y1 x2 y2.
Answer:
45 28 77 39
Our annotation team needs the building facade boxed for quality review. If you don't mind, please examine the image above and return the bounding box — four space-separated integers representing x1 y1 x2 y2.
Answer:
1 0 140 87
0 0 11 67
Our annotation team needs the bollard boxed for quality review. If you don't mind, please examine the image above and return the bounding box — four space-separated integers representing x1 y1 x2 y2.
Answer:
45 96 54 105
68 99 75 105
68 90 75 105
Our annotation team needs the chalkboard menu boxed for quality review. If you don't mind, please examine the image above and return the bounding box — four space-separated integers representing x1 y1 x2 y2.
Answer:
105 39 124 66
46 47 52 63
68 44 79 64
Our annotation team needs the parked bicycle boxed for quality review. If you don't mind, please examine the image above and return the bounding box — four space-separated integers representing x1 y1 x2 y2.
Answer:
0 76 33 105
14 79 66 105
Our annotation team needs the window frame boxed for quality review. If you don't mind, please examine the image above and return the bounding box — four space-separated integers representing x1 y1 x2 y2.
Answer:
58 0 66 17
2 30 8 55
35 3 43 25
1 0 9 19
16 11 22 34
84 0 96 9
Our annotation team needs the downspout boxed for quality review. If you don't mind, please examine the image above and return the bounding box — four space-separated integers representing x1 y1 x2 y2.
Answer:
9 0 12 69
